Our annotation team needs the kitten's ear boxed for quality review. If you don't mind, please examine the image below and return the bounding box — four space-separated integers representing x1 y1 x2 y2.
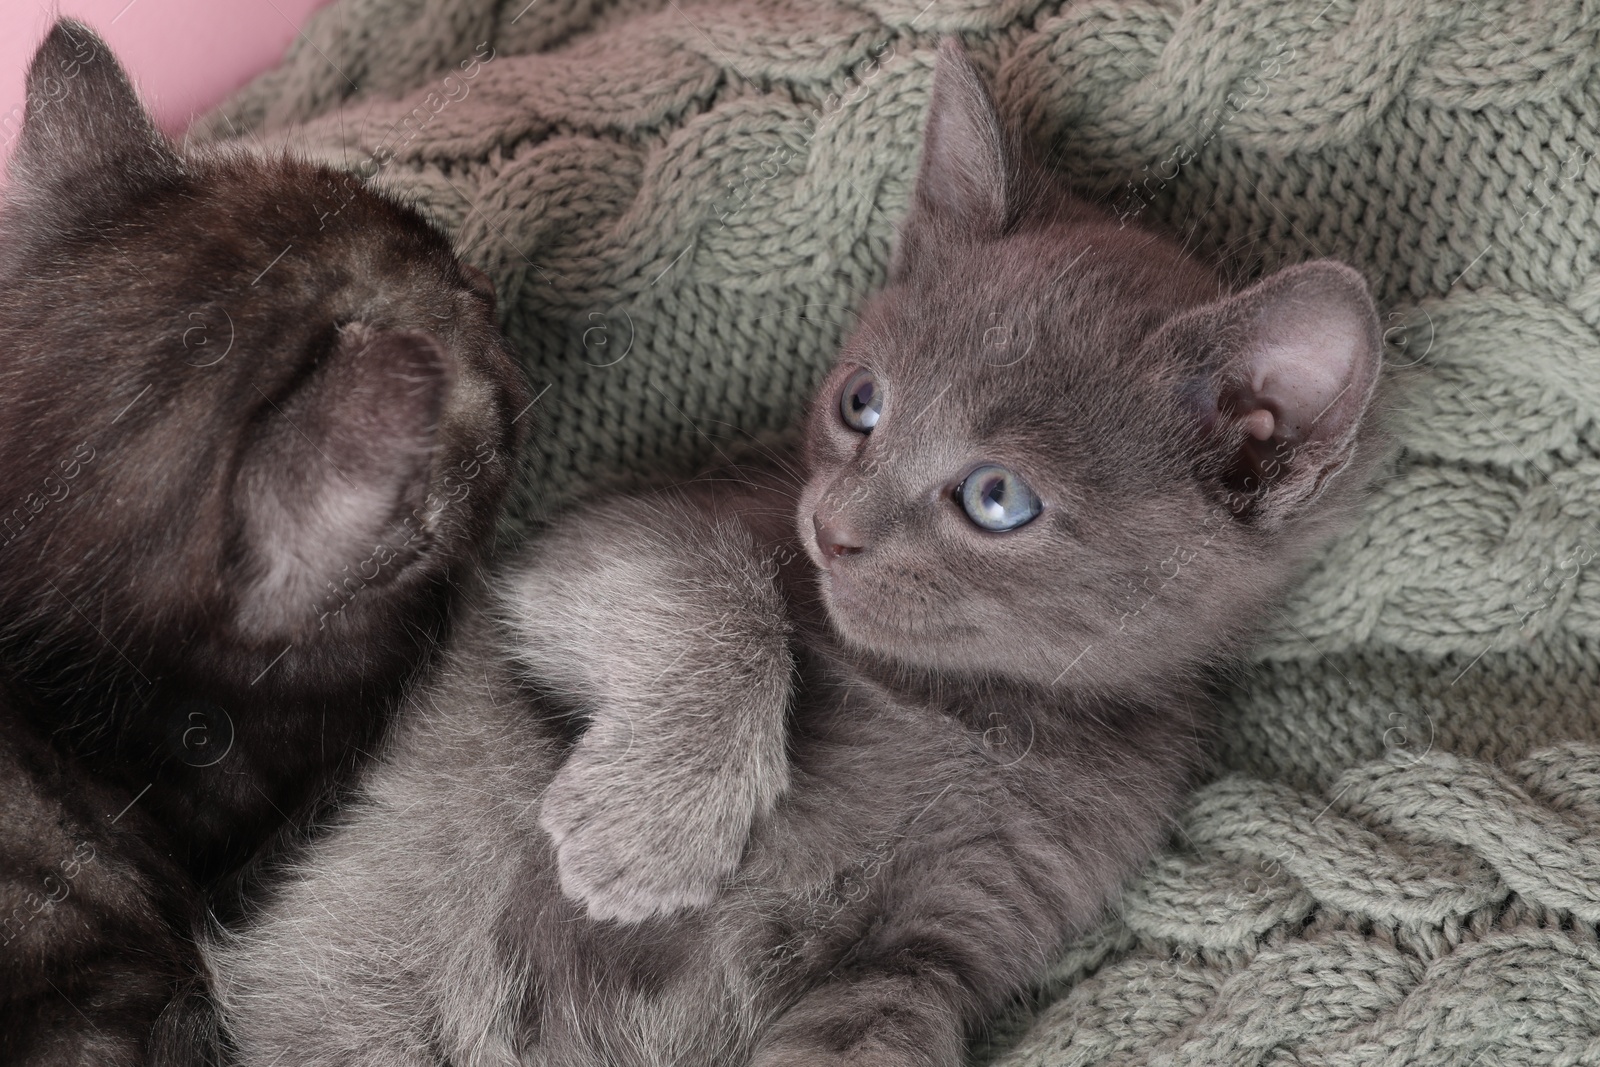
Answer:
8 20 177 202
233 328 454 639
1159 261 1382 523
889 40 1013 280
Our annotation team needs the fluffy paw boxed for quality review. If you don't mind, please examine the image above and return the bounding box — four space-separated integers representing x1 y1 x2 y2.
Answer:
539 739 754 923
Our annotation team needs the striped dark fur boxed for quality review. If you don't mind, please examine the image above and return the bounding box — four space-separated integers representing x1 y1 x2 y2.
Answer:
0 20 529 1064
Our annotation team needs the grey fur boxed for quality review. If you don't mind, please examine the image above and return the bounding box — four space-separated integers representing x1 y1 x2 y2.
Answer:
208 41 1386 1067
511 495 795 922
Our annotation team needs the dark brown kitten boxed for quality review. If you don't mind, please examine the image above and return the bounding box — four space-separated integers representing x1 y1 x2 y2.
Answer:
0 19 529 1065
208 41 1386 1067
0 690 198 1067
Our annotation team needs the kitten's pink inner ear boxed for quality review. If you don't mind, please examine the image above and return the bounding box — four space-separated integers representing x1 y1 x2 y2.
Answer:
1162 259 1381 517
1245 299 1372 445
1218 262 1380 461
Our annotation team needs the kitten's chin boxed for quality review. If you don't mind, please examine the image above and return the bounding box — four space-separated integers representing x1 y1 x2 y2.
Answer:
818 570 958 666
820 572 1100 689
816 570 876 645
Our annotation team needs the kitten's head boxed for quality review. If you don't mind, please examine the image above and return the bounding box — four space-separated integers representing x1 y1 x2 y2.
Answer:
798 42 1384 697
0 22 531 705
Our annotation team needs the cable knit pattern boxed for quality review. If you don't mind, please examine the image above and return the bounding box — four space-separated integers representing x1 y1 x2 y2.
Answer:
988 746 1600 1066
202 0 1600 1061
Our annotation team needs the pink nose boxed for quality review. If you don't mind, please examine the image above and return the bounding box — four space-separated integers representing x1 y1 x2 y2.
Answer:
813 512 864 559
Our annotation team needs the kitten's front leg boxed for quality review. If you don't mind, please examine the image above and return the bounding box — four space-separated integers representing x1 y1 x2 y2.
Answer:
502 494 794 923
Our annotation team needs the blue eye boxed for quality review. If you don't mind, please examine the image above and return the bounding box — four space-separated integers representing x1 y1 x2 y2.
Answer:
840 369 882 432
959 465 1042 532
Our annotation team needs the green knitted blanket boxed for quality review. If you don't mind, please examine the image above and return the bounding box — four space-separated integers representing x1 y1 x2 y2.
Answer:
203 0 1600 1061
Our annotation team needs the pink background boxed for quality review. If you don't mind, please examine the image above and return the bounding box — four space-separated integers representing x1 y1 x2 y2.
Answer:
1 0 333 182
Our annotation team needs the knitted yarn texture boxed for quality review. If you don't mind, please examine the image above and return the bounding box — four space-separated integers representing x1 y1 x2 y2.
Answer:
202 0 1600 1062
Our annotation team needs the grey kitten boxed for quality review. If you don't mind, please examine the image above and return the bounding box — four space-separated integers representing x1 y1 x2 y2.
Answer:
208 41 1384 1066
